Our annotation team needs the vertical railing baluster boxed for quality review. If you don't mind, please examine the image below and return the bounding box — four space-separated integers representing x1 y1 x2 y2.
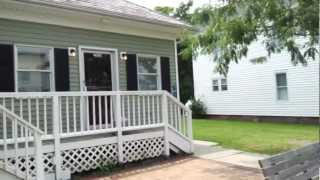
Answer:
43 98 47 135
132 96 136 127
110 96 114 128
11 98 14 136
157 96 160 124
73 96 77 132
152 95 157 124
59 97 63 134
121 96 125 127
104 96 109 129
127 95 130 127
142 96 146 126
66 97 70 133
3 112 7 166
86 96 90 130
92 96 96 130
20 99 23 136
137 96 141 126
147 96 150 125
14 120 18 173
36 98 39 129
28 98 31 124
80 96 84 131
98 96 102 129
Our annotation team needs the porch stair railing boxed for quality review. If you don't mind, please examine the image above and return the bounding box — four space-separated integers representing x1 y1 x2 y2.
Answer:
0 104 44 180
0 90 192 179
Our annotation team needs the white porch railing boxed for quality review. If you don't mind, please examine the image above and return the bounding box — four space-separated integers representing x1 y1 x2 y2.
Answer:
0 104 44 180
0 91 193 179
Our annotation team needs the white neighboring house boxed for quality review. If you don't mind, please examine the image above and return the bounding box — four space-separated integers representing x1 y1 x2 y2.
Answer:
193 39 319 119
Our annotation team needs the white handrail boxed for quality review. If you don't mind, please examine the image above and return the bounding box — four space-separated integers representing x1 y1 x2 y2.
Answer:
0 105 44 135
0 105 44 180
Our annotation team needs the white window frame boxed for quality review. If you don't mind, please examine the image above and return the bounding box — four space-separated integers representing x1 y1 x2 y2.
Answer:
275 71 289 101
136 54 162 90
221 78 228 91
14 44 55 92
212 79 219 92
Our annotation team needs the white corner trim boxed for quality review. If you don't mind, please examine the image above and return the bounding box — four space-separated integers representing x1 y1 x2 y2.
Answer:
174 40 180 100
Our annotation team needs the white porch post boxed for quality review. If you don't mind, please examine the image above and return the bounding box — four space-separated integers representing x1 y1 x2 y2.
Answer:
34 133 44 180
115 92 123 163
53 96 62 179
174 40 180 101
162 92 170 156
187 110 194 153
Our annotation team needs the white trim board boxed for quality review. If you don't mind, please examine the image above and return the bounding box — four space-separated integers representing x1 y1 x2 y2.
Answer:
0 0 183 40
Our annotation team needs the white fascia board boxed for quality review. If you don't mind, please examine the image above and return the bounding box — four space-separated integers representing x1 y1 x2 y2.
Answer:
0 0 183 40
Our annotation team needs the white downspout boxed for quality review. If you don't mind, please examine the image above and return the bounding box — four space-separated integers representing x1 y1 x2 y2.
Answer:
174 40 181 101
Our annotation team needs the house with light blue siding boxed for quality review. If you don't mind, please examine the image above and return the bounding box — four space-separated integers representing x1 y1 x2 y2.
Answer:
0 1 193 179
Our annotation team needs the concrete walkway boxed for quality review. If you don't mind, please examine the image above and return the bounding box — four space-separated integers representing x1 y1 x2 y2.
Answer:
75 140 268 180
193 140 269 169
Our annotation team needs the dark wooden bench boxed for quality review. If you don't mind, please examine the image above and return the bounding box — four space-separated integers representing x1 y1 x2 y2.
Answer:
259 143 320 180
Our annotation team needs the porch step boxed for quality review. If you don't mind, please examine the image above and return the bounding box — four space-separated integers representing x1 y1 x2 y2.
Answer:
0 169 21 180
168 127 193 154
169 143 181 154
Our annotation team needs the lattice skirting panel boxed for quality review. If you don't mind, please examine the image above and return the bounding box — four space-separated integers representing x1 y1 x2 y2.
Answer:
122 137 164 163
61 143 118 173
1 137 165 177
3 152 55 178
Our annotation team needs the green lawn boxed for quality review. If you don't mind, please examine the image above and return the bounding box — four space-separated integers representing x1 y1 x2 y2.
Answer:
193 119 319 155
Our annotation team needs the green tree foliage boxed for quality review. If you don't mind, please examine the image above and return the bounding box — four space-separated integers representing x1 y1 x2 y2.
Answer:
188 0 319 75
155 1 195 103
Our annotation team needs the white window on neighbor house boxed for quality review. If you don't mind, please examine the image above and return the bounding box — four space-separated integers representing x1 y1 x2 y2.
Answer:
137 55 161 90
212 79 219 91
16 45 54 92
221 78 228 91
276 72 288 100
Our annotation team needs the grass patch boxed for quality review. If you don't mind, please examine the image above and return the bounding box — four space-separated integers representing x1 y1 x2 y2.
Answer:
193 119 319 155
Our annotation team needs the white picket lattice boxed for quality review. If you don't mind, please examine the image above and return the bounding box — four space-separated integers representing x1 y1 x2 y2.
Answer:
61 144 118 173
122 137 164 163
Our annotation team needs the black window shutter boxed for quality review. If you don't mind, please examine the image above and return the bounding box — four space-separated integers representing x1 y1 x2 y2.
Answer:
126 54 138 90
0 44 14 92
54 48 70 91
160 57 171 92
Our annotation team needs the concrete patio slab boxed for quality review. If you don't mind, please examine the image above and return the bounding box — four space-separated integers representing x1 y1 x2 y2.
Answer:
76 156 263 180
193 140 269 169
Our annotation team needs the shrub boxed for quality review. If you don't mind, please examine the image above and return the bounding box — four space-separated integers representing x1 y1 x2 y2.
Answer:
189 99 207 118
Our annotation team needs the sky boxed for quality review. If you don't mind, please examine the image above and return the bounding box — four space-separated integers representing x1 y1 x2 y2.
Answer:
127 0 222 10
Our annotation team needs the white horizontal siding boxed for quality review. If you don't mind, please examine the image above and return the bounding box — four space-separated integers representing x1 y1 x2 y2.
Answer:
193 39 319 117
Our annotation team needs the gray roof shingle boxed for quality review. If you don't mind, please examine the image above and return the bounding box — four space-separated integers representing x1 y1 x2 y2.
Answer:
16 0 188 27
